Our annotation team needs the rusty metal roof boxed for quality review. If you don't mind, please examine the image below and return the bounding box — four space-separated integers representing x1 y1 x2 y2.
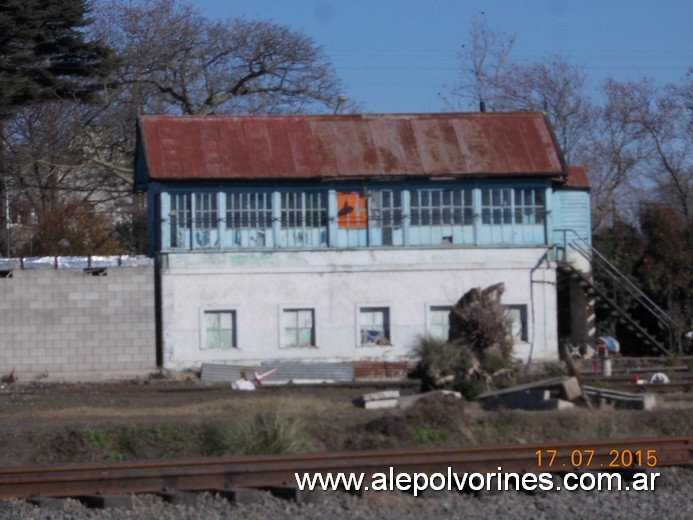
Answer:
561 166 590 189
137 112 566 181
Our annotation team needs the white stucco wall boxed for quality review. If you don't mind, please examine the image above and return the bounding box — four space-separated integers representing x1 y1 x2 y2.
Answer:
160 247 558 369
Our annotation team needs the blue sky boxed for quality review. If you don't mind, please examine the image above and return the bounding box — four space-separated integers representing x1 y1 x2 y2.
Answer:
190 0 691 113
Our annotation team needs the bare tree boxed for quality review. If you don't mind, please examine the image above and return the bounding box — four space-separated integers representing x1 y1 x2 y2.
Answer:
495 56 593 162
1 0 355 255
445 17 591 162
1 102 132 255
578 79 652 229
443 17 515 112
583 76 692 229
96 0 348 116
637 75 692 220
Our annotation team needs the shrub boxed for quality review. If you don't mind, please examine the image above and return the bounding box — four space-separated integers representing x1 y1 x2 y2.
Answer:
202 410 310 456
411 335 461 378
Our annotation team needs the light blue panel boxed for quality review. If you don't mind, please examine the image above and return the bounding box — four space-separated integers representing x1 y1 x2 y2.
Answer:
544 186 553 246
553 190 591 246
327 189 338 246
159 192 171 250
272 191 282 247
401 190 411 246
472 188 482 245
217 192 226 250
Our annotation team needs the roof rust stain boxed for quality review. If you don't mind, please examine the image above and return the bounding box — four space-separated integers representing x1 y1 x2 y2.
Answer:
138 112 566 181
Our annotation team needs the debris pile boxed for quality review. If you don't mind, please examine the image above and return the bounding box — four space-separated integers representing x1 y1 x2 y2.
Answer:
476 376 656 411
414 283 515 395
354 389 462 410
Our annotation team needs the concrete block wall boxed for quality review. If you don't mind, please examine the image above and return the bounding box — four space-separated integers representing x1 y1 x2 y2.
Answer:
0 265 156 381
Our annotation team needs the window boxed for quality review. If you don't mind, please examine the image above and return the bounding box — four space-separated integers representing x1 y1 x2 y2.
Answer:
282 309 315 348
481 188 545 225
428 305 452 340
282 192 327 228
195 193 218 229
169 192 219 248
169 193 191 248
513 188 545 224
369 190 403 245
226 192 273 247
410 189 473 226
226 192 272 228
481 188 513 224
203 310 236 349
504 305 528 342
280 192 328 247
360 307 391 345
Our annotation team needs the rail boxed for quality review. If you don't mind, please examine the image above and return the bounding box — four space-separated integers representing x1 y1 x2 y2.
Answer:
0 437 690 499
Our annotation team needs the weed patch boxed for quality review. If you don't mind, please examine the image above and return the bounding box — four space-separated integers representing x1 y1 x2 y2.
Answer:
201 410 310 456
410 425 447 444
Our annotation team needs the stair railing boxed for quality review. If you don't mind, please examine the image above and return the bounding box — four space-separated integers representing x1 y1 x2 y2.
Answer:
554 228 682 354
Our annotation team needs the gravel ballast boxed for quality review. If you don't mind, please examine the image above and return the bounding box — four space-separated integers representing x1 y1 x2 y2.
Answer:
0 467 690 519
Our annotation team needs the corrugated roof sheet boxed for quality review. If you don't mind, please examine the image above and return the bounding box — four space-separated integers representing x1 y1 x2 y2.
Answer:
138 112 566 181
562 166 590 189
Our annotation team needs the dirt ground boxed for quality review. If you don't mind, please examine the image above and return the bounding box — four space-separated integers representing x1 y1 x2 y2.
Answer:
0 378 691 467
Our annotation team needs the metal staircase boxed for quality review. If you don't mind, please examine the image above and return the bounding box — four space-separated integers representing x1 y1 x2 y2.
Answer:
555 229 682 355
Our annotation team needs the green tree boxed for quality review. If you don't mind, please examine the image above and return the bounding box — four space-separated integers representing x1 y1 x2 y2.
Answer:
0 0 114 256
635 206 692 331
0 0 113 117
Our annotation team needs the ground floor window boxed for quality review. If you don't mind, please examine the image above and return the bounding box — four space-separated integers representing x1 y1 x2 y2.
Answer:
359 306 391 345
203 310 236 349
427 305 452 340
504 304 528 342
282 308 316 348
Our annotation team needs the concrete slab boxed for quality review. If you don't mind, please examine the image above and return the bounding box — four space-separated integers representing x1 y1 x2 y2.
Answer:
362 390 401 402
559 377 583 401
583 386 656 411
477 377 571 400
479 389 551 410
364 398 400 410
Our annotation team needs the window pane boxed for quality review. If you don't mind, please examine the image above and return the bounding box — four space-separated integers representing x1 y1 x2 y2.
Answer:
195 193 217 229
429 306 451 340
504 305 528 342
283 309 315 348
360 307 390 345
203 311 235 349
282 192 328 228
226 192 272 229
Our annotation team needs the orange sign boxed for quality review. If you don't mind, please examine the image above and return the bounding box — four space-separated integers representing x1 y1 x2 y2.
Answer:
337 192 368 228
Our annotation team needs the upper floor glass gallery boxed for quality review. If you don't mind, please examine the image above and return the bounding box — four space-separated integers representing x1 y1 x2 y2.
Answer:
155 181 552 251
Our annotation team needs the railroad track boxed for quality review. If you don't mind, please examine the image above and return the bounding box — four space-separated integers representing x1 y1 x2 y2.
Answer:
0 437 690 500
5 379 420 396
581 374 693 393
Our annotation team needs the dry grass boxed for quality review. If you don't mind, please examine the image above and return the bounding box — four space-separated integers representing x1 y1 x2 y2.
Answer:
1 383 691 467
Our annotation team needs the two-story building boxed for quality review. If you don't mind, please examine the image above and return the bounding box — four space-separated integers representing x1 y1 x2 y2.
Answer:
135 112 591 370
